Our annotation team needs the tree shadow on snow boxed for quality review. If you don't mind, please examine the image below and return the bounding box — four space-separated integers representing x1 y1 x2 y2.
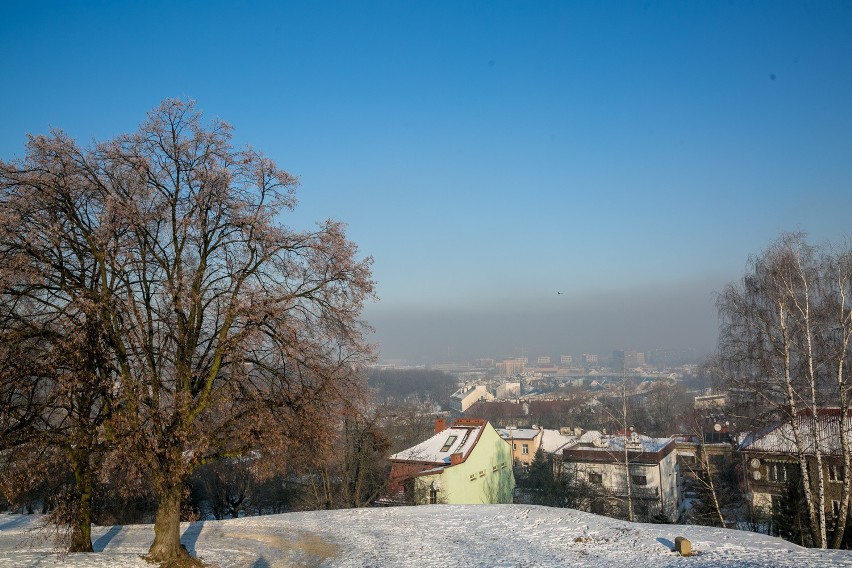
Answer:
181 521 205 556
93 526 122 551
0 515 34 532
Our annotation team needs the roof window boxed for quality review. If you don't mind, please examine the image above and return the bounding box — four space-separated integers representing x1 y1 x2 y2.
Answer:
440 435 458 452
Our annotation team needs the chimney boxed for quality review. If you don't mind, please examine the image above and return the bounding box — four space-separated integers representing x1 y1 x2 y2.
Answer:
434 417 447 434
450 452 463 465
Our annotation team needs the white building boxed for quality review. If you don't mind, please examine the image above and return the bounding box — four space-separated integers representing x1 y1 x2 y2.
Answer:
494 381 521 399
561 432 680 522
449 385 494 415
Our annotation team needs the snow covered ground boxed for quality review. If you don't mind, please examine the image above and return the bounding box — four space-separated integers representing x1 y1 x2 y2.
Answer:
2 505 852 567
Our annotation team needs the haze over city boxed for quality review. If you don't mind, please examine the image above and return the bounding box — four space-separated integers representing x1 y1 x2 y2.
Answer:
3 1 851 364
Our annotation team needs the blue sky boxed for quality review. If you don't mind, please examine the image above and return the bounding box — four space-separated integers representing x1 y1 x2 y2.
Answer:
3 1 851 363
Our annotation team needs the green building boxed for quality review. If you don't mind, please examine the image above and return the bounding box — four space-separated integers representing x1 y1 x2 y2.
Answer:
388 418 515 505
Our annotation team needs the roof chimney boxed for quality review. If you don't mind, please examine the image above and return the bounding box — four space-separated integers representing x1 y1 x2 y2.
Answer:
435 417 447 434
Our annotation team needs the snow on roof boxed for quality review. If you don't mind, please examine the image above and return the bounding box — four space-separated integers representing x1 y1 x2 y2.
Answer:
497 428 540 441
451 384 484 399
389 424 483 464
540 429 578 454
577 430 604 443
571 432 673 454
740 411 852 455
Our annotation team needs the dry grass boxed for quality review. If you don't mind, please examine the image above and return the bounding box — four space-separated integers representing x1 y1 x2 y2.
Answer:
223 530 341 567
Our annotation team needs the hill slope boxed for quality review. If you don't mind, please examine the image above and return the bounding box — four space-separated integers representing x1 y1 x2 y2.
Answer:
2 505 851 567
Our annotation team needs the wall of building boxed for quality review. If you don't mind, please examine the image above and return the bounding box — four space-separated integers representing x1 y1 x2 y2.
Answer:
415 424 515 505
565 447 679 521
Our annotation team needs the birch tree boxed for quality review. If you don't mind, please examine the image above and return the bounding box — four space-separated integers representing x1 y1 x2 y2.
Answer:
822 244 852 547
718 232 852 548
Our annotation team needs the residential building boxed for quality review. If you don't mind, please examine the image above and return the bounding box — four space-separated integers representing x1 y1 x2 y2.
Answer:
694 394 728 411
539 428 580 472
497 358 525 377
497 427 544 467
449 385 494 416
387 418 515 505
494 382 521 400
562 432 680 522
612 350 644 371
739 409 851 520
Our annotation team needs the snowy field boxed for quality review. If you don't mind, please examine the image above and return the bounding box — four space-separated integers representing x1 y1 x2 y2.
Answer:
2 505 852 567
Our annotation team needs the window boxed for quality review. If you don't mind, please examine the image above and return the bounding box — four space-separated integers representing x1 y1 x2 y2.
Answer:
829 464 843 483
631 475 647 486
767 461 789 483
439 436 457 452
588 472 602 484
710 455 726 467
771 495 781 514
522 443 529 455
833 500 841 519
429 488 439 504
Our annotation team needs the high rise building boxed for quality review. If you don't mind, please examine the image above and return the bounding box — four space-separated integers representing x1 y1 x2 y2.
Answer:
612 350 644 370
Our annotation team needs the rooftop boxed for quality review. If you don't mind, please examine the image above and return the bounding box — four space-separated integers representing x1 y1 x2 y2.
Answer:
740 409 852 455
566 432 675 457
497 427 541 441
389 422 485 465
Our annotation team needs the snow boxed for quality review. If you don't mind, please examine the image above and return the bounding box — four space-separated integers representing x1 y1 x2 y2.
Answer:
3 505 852 567
497 428 540 441
740 413 852 455
540 429 577 454
573 433 673 454
389 424 482 464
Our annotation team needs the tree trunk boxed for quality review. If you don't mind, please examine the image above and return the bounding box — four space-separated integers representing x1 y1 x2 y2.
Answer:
147 482 189 563
68 458 94 553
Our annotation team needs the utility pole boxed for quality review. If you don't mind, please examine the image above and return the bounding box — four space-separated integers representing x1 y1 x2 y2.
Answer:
622 364 634 522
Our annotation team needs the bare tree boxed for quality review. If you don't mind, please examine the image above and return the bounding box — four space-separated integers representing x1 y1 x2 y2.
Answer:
1 99 375 564
718 232 852 548
0 132 124 552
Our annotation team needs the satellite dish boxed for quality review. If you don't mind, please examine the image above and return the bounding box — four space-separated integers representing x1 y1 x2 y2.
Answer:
753 470 762 481
750 458 761 469
714 423 722 432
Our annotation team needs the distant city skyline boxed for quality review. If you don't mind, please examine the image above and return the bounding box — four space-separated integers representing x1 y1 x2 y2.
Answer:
378 345 702 369
3 2 851 366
